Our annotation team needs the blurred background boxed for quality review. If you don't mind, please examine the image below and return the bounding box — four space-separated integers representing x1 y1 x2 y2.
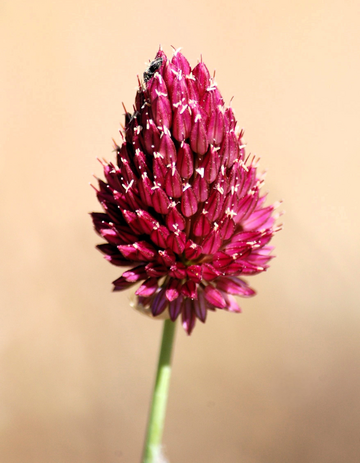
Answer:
1 0 360 462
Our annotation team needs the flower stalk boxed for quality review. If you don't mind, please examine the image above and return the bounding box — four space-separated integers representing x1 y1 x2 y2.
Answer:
142 319 177 463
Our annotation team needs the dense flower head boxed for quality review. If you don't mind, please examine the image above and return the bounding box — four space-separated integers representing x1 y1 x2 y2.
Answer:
91 47 279 334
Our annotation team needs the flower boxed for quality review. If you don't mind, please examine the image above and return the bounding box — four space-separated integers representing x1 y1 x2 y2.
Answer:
91 47 279 334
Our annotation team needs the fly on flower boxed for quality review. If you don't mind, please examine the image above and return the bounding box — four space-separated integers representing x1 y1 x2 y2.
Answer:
143 56 164 83
91 47 280 334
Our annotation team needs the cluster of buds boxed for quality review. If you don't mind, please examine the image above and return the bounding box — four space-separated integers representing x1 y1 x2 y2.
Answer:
91 48 280 334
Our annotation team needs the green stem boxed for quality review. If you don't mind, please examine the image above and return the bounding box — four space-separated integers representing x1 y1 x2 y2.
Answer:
142 319 177 463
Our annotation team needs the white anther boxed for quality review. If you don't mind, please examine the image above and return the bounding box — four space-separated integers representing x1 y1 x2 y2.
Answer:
153 151 164 159
195 167 204 178
122 179 134 193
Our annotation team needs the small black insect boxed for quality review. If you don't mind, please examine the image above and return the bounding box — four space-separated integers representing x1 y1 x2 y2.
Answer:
143 56 163 83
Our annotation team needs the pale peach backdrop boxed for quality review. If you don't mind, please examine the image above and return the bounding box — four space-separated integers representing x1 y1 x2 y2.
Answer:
1 0 360 462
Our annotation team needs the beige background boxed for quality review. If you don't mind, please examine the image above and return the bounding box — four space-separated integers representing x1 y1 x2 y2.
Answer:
1 0 360 462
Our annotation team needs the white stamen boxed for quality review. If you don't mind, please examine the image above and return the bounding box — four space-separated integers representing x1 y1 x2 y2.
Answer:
122 179 134 193
196 167 205 178
155 89 168 98
225 208 237 219
215 184 224 195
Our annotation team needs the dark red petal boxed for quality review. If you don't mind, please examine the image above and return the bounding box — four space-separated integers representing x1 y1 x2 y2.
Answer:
165 166 182 198
151 289 169 316
170 74 189 106
219 132 230 166
201 229 222 255
103 163 122 191
166 205 186 231
207 106 224 146
181 185 198 217
201 88 216 116
204 190 221 222
172 104 192 142
181 280 197 299
242 205 275 230
166 278 181 302
204 284 226 308
190 110 208 155
193 213 211 237
112 276 136 291
163 61 177 90
222 261 245 275
136 209 157 234
157 249 176 266
234 190 259 223
148 73 168 103
118 241 156 261
185 75 199 101
152 94 172 128
138 173 153 208
171 51 191 75
201 263 220 281
167 231 186 254
219 217 235 240
192 61 211 98
152 187 170 214
115 225 139 245
120 160 137 186
224 107 236 131
192 173 209 203
96 244 130 267
186 265 202 283
135 278 159 296
122 265 147 282
182 298 196 335
134 149 151 177
122 210 143 234
123 189 143 211
159 133 177 164
150 225 170 248
184 240 203 260
153 155 167 186
111 190 129 211
142 119 160 154
223 241 249 256
177 142 194 178
145 262 168 278
169 262 187 279
215 276 256 297
169 295 184 321
212 251 234 269
223 294 242 313
202 146 220 184
194 289 207 322
227 131 239 167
